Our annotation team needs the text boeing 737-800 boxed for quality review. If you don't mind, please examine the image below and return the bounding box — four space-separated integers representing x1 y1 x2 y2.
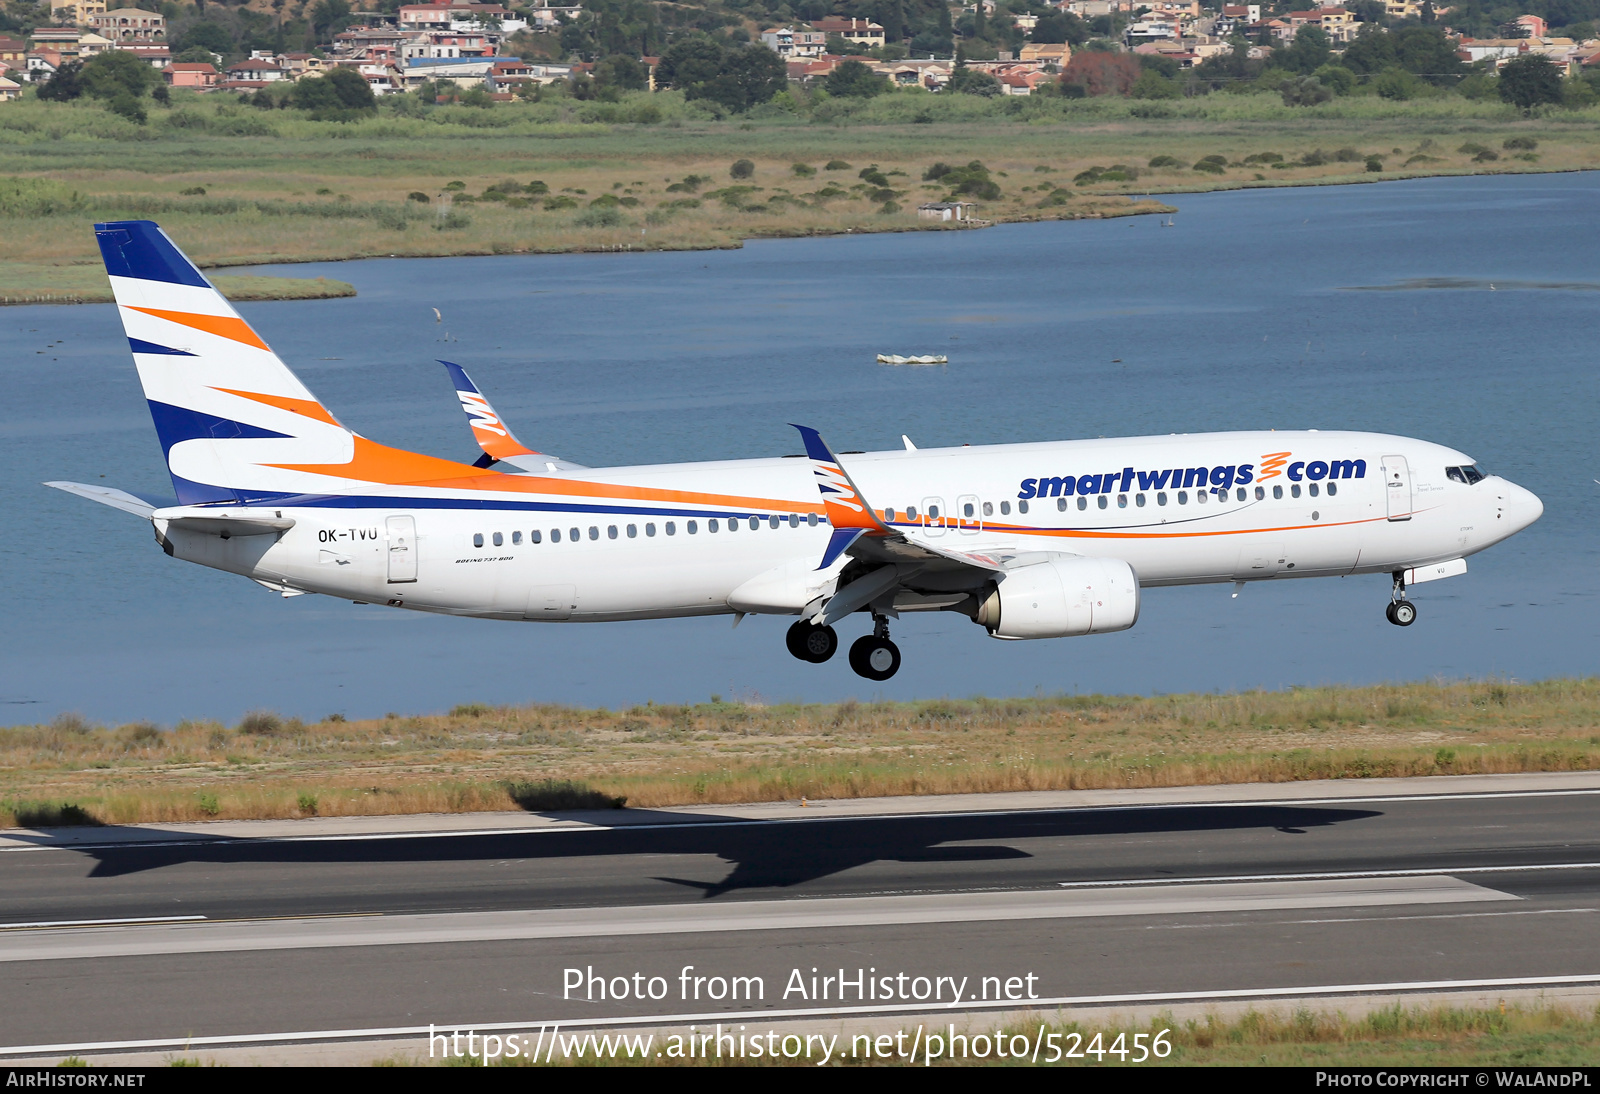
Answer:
48 221 1544 681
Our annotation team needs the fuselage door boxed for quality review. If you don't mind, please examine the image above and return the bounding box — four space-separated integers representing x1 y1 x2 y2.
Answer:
956 493 981 535
921 497 947 538
1382 455 1413 522
386 515 418 583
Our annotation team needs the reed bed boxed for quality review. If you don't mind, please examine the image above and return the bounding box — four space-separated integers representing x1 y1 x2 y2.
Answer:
5 679 1597 827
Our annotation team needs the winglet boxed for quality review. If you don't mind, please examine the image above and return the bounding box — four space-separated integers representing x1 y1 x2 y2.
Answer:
441 360 539 465
790 424 891 569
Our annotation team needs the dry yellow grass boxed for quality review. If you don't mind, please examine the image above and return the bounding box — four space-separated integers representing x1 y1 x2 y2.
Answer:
6 679 1597 826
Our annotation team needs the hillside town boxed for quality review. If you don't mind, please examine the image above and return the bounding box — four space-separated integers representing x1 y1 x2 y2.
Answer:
1 0 1598 103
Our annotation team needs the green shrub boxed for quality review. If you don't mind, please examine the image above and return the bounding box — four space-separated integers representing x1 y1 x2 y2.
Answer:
239 710 283 735
729 158 754 178
791 162 815 176
407 191 429 202
196 792 220 816
297 792 319 815
1192 159 1225 174
1503 136 1537 150
1147 154 1183 168
575 206 624 227
503 779 626 811
179 186 206 196
824 159 851 170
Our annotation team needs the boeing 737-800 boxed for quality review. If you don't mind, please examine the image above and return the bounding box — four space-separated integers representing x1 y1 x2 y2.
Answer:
49 221 1544 681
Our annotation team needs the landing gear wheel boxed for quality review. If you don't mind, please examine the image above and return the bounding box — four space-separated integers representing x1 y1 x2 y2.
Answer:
848 635 901 681
1388 600 1416 627
786 620 838 663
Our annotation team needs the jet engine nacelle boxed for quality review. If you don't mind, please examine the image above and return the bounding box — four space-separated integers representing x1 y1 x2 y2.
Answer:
974 556 1140 640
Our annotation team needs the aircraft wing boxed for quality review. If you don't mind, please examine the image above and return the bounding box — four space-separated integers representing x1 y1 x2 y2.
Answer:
441 360 587 471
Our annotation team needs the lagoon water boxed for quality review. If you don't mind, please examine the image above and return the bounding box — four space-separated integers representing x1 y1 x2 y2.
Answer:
3 171 1597 725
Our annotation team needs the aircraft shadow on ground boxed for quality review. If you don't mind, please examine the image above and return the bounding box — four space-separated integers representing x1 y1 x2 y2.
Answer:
22 803 1383 897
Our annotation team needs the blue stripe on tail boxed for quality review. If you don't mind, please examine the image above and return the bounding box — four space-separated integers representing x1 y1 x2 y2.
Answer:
95 221 210 288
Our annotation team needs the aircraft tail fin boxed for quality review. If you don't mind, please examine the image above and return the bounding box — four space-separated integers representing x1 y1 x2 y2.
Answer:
441 360 587 472
95 220 358 505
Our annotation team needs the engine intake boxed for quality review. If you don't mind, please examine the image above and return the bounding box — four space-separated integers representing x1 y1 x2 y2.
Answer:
974 557 1140 640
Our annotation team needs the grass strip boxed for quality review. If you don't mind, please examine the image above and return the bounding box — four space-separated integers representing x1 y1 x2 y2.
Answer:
5 678 1598 827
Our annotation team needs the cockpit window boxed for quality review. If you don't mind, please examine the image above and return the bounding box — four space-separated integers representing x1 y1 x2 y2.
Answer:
1446 465 1487 485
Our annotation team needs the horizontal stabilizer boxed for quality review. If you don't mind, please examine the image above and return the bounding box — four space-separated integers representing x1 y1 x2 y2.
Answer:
152 506 295 537
44 481 176 519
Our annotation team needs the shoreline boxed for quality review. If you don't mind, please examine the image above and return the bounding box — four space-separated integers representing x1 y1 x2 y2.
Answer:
9 163 1589 294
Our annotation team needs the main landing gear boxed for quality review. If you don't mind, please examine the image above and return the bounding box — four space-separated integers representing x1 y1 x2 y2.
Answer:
1385 571 1417 627
786 615 902 680
786 619 838 663
848 616 901 682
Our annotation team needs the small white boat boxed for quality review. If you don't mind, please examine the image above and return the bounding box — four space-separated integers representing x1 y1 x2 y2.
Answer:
877 353 948 365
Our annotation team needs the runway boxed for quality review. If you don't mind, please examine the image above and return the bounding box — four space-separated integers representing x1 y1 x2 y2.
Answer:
3 773 1598 1060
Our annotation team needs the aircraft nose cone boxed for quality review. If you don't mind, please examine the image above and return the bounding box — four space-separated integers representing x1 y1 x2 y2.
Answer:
1502 480 1543 533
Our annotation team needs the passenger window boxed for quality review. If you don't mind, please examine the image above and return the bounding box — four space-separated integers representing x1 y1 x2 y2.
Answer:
589 526 600 540
1135 493 1145 507
1273 485 1283 500
473 533 484 547
531 530 542 544
885 508 896 522
1077 497 1087 511
645 523 656 537
492 531 503 546
1117 494 1128 508
999 501 1010 515
963 502 974 518
1254 487 1264 501
807 513 818 526
571 527 580 541
1177 491 1188 504
1097 496 1108 510
551 529 561 543
1157 492 1167 506
709 519 719 532
512 531 522 545
1327 482 1338 496
1057 497 1067 512
1236 487 1246 501
627 524 637 538
750 516 760 530
907 506 918 520
727 518 737 532
788 514 799 527
1291 484 1301 498
1018 500 1029 514
1308 483 1319 497
769 516 779 528
687 521 698 534
1197 490 1207 504
982 502 993 517
928 505 940 520
666 522 676 535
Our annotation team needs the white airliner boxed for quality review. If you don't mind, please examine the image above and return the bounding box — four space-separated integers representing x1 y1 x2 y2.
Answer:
49 221 1543 681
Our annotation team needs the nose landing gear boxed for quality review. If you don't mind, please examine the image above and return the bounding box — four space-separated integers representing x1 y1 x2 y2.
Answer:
848 615 901 681
1386 571 1417 626
786 619 838 662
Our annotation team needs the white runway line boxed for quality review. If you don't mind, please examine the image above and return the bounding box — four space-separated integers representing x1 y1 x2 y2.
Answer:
6 971 1600 1060
0 875 1515 964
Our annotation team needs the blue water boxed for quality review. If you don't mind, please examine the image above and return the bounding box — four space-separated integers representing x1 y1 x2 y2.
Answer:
4 172 1597 725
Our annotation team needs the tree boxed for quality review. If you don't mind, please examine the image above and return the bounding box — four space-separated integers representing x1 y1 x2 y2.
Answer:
1497 54 1564 113
1279 26 1330 74
1029 11 1088 44
1280 74 1332 105
36 61 84 102
1130 69 1180 98
81 50 160 100
824 58 889 97
657 36 785 112
593 53 647 93
291 65 375 118
173 20 234 57
946 65 1001 94
1061 51 1140 95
